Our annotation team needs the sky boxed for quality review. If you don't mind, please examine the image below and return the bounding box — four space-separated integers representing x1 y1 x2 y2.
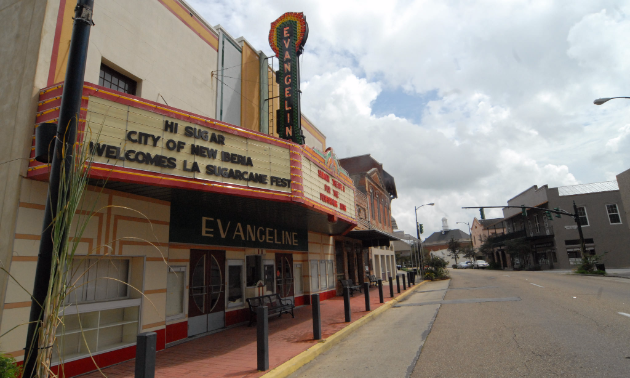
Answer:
189 0 630 239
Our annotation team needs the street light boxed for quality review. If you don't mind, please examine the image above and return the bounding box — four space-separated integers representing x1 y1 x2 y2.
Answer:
456 221 474 265
593 97 630 105
414 203 434 275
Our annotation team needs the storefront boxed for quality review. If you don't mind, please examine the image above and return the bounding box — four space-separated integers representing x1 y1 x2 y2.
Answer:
2 83 356 376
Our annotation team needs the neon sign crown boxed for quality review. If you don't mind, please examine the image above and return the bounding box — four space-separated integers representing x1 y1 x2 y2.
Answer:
268 12 309 57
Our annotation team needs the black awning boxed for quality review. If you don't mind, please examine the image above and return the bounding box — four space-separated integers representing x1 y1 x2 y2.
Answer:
346 229 401 247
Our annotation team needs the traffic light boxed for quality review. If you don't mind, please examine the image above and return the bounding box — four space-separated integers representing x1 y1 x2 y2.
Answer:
545 211 553 221
419 224 424 234
480 208 485 220
521 206 527 217
553 207 561 218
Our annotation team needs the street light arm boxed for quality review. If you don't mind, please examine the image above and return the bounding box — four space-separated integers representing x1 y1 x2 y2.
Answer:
593 97 630 105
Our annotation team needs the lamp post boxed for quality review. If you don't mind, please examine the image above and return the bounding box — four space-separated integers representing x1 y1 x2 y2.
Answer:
456 221 474 265
414 203 434 275
593 97 630 105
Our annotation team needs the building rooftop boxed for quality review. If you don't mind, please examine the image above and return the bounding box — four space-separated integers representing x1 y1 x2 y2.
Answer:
557 181 619 196
423 229 470 245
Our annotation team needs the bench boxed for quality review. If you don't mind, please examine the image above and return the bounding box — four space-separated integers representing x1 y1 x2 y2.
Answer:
340 279 362 296
367 275 379 287
246 293 295 327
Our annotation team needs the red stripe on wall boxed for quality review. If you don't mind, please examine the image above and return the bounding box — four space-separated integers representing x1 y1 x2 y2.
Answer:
225 308 249 327
166 321 188 344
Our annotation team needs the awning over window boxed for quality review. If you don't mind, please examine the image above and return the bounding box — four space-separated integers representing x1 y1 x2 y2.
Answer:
346 229 401 248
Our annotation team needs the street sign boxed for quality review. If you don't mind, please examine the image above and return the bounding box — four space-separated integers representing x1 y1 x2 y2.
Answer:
565 225 578 230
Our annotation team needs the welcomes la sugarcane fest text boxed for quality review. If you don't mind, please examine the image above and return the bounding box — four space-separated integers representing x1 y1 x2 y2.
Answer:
89 120 292 188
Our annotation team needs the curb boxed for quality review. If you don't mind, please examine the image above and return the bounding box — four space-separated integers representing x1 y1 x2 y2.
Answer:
261 280 428 378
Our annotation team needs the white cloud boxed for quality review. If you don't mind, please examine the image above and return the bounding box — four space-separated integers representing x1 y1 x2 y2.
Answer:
189 0 630 237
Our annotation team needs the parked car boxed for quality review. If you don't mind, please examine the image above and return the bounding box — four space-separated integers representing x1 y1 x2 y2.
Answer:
456 261 472 269
473 260 489 269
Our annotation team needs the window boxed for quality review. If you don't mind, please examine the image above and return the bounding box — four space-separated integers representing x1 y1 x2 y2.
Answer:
534 215 540 233
66 258 130 305
263 260 275 293
327 261 334 289
52 304 139 362
99 64 137 95
319 261 326 291
166 266 186 319
227 260 244 307
294 263 303 295
310 261 319 292
576 206 589 226
606 204 622 224
55 257 138 363
246 255 262 287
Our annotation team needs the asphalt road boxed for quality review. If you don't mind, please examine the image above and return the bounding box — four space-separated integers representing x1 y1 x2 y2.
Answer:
413 269 630 378
289 269 630 378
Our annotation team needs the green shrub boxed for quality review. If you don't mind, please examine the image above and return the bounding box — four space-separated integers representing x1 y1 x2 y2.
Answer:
488 261 502 270
424 272 435 281
0 353 21 378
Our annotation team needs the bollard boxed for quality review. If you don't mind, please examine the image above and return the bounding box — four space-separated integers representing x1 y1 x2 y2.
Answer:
389 276 394 297
411 271 415 285
396 275 401 293
378 279 384 303
363 282 371 311
257 306 269 371
135 332 156 378
407 272 412 286
402 273 407 290
312 294 321 340
343 287 352 322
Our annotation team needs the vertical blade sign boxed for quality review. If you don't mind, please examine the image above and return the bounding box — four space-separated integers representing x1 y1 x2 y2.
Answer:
269 13 309 144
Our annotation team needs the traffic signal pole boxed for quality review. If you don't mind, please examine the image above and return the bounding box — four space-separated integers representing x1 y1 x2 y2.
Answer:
23 1 94 377
572 201 587 259
462 204 586 260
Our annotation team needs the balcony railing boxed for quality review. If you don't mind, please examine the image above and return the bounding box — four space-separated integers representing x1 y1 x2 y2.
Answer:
489 224 555 244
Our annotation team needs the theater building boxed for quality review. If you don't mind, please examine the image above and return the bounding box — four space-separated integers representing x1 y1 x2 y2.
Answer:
0 1 356 376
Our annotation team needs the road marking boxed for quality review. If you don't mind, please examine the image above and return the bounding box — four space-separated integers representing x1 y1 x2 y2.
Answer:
619 312 630 318
530 283 544 288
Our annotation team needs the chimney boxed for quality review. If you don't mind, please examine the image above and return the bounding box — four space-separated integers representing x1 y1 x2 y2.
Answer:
442 217 449 231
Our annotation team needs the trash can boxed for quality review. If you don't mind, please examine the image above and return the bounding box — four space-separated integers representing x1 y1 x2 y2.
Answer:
595 263 605 272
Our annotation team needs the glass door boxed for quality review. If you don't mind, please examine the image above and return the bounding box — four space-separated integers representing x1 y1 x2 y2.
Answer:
275 253 294 298
188 250 225 337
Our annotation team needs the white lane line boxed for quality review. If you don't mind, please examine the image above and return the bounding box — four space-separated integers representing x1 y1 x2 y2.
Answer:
618 312 630 318
530 283 544 288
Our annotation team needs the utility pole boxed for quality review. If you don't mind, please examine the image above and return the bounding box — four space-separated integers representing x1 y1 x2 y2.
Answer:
23 1 94 377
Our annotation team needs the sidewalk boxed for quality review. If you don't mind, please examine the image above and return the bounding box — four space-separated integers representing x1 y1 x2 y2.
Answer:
81 283 419 378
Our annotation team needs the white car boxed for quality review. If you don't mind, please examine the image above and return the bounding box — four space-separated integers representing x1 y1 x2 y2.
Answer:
456 261 472 269
473 260 489 269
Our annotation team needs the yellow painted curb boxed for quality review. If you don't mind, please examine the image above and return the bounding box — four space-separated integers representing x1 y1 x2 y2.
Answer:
261 281 429 378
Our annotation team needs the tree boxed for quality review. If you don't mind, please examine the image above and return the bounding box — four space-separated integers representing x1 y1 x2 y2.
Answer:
505 238 531 268
462 245 475 262
447 237 461 264
478 238 494 259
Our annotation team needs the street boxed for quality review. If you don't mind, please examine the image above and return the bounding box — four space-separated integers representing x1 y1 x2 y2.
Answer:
290 269 630 378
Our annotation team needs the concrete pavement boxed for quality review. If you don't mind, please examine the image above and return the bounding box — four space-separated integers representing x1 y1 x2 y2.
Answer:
288 280 450 378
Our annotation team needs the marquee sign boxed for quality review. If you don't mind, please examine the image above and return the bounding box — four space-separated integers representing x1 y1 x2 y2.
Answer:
170 190 308 251
85 96 292 193
269 12 308 144
301 148 355 217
